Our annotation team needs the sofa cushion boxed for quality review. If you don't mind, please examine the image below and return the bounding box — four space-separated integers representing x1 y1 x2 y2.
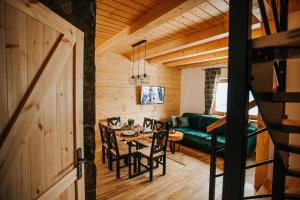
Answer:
176 128 208 138
182 113 203 130
176 126 257 156
177 117 189 128
170 115 179 128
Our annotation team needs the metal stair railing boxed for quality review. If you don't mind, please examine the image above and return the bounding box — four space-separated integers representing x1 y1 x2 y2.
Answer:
209 0 300 199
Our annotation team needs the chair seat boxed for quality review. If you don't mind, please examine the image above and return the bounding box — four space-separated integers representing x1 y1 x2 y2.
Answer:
138 147 164 158
110 141 137 156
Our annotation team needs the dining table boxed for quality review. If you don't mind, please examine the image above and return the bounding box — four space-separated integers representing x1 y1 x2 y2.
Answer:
112 126 154 179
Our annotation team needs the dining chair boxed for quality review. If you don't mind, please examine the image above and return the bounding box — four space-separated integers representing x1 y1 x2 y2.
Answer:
137 130 169 181
99 123 110 164
137 118 154 148
143 117 154 130
106 128 137 178
107 116 121 126
154 120 166 131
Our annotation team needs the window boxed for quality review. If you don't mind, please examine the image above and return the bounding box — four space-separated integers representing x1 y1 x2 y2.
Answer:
213 78 258 117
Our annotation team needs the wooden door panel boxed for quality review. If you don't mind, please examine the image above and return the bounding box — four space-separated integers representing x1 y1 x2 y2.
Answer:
5 4 28 119
0 0 84 199
0 1 8 134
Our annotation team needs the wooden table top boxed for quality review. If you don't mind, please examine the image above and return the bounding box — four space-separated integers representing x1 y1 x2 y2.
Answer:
168 131 184 141
115 129 153 143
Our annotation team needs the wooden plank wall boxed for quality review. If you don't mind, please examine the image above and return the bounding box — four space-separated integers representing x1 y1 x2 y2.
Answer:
95 52 181 152
0 2 76 199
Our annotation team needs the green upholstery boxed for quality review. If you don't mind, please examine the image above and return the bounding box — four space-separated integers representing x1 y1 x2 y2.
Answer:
175 113 257 157
177 116 190 128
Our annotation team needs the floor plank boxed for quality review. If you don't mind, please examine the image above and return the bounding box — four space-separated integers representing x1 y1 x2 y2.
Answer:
96 145 257 200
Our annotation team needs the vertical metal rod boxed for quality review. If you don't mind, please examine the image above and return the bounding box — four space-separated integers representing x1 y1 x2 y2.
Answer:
271 0 281 32
278 0 288 92
272 149 286 200
273 2 289 199
279 0 288 31
209 130 218 200
222 0 252 199
258 0 271 35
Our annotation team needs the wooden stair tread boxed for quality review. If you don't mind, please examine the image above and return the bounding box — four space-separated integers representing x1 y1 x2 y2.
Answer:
277 143 300 154
252 28 300 49
255 92 300 102
282 119 300 127
287 168 300 178
268 119 300 133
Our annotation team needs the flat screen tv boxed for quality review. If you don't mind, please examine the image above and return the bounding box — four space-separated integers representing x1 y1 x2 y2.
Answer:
140 86 165 105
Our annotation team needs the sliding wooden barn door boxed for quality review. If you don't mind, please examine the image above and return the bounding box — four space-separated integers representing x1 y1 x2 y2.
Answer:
0 0 85 199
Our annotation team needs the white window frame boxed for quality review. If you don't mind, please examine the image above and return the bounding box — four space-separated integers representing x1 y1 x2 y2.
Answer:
211 78 258 120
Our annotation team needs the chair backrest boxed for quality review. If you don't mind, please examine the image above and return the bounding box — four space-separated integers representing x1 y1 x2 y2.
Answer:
143 117 154 129
154 120 166 131
106 128 119 156
107 117 121 126
150 130 169 158
99 123 109 145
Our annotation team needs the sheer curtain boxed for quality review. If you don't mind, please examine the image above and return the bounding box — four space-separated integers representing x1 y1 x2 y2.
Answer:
204 68 221 114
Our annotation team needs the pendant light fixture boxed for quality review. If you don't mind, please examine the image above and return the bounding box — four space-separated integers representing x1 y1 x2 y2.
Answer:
128 40 149 85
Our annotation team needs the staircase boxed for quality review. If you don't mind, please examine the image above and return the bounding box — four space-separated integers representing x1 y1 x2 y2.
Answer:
209 0 300 199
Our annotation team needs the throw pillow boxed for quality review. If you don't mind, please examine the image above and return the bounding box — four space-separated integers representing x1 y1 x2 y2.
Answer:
170 115 179 128
177 117 190 128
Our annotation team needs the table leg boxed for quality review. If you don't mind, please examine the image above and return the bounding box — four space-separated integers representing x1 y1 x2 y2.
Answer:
128 141 132 179
170 141 176 154
172 142 175 154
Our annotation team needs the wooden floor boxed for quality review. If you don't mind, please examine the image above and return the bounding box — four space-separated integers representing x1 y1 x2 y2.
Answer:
96 145 257 200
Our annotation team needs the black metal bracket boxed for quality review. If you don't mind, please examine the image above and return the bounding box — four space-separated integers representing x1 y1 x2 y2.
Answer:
132 39 147 47
77 148 86 179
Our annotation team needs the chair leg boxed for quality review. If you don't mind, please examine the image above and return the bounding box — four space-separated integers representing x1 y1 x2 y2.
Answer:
124 158 128 165
102 146 105 163
163 155 166 175
134 155 137 173
150 158 153 181
116 159 120 179
108 151 113 171
138 154 141 173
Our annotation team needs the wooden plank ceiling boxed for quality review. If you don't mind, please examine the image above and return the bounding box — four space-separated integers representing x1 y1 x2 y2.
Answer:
95 0 262 69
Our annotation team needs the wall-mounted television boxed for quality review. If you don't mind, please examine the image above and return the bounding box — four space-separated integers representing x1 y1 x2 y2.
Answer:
140 86 165 105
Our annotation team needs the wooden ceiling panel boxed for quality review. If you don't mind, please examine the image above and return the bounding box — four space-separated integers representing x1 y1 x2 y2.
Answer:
97 0 143 16
95 0 262 66
181 12 210 29
163 22 193 36
199 2 228 23
96 15 130 27
208 0 229 15
175 15 206 32
96 0 159 44
178 57 228 69
97 4 136 19
112 0 152 13
95 0 230 51
190 6 221 25
98 9 134 24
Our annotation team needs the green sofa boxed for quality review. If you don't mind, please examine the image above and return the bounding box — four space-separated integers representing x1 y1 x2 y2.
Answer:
174 113 257 156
